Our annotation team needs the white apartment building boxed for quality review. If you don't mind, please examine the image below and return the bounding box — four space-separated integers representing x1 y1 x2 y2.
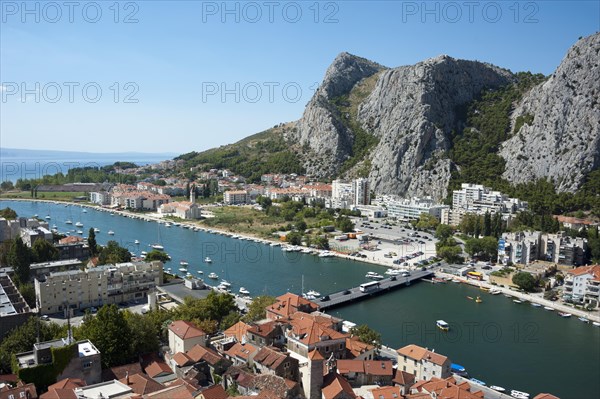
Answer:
448 183 528 225
564 265 600 308
224 190 249 205
35 261 163 314
332 179 370 209
498 231 588 266
396 344 451 381
374 196 449 221
89 191 111 205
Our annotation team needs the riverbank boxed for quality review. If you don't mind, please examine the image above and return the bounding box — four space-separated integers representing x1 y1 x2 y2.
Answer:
434 270 600 323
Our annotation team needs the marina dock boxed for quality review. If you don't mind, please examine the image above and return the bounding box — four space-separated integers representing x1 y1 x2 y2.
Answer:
318 269 433 310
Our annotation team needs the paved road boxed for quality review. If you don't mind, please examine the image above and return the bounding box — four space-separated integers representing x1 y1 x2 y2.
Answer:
318 270 433 310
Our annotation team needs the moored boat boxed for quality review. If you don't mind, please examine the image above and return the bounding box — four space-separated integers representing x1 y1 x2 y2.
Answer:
531 303 542 307
543 306 554 311
134 239 140 244
208 272 218 279
558 312 572 318
151 244 164 250
204 257 213 263
108 230 115 235
366 272 384 280
470 378 486 386
513 299 523 304
239 287 250 295
436 320 449 331
510 389 530 398
490 385 506 392
593 321 600 327
578 317 589 323
180 260 189 266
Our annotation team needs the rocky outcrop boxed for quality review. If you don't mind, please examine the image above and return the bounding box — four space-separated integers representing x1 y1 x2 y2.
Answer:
500 33 600 192
291 53 513 199
358 56 513 199
290 53 386 177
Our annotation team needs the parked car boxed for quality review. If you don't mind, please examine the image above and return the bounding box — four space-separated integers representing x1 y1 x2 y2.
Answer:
41 315 49 321
343 290 351 295
320 295 330 301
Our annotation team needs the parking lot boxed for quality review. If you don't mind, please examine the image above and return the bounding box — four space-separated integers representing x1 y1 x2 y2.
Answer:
328 218 440 269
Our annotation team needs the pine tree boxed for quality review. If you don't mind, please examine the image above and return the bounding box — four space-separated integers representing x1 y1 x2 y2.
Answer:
88 228 98 255
7 237 31 284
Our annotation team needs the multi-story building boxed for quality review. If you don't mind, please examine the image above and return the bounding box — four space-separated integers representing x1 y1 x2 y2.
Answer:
396 344 451 381
253 346 299 382
331 180 355 209
20 226 53 247
499 231 588 266
224 190 249 205
352 178 370 206
15 338 102 385
1 217 51 244
0 271 32 339
34 261 163 314
374 196 449 221
168 320 207 354
564 265 600 308
89 191 111 205
29 259 84 280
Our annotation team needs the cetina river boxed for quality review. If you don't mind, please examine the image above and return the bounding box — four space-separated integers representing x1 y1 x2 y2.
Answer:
2 200 599 399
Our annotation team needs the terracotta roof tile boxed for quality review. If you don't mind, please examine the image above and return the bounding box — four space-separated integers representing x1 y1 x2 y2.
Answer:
145 360 173 378
225 342 259 361
322 373 356 399
169 320 206 339
186 344 224 366
119 373 164 395
397 344 449 366
199 384 228 399
224 321 251 342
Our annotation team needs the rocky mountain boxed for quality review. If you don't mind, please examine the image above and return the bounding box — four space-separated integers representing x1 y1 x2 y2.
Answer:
500 33 600 192
290 53 513 199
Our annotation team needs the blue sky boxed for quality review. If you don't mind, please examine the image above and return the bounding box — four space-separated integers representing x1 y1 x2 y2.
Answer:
1 1 598 154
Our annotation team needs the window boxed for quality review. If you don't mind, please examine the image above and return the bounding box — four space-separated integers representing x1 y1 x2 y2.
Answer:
433 371 436 376
83 361 93 369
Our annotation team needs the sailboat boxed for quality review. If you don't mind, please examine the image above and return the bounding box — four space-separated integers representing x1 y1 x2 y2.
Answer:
151 223 164 250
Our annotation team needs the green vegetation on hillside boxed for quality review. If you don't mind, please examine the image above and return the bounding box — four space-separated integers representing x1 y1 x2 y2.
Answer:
330 73 381 176
176 125 304 182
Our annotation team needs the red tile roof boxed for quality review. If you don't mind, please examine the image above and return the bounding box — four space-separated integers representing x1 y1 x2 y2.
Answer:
567 264 600 281
393 370 415 386
172 352 194 367
186 344 224 366
397 344 449 366
253 347 289 370
345 336 375 358
266 293 319 319
0 383 38 399
169 320 206 339
199 384 228 399
364 360 394 376
225 342 259 362
145 383 195 399
47 378 85 391
224 321 251 342
145 360 173 378
533 394 561 399
119 373 164 395
322 373 356 399
370 386 402 399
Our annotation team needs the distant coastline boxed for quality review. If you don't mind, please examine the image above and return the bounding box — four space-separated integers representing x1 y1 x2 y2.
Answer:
1 148 177 183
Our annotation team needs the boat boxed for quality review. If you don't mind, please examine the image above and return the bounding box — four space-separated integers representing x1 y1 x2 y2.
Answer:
385 269 403 276
108 230 115 235
490 385 506 392
94 228 100 233
489 289 501 295
77 230 83 234
180 261 189 266
578 317 590 323
204 257 212 263
593 322 600 327
239 287 250 295
450 363 466 374
82 209 87 213
531 303 542 307
141 251 147 256
197 270 203 274
436 320 449 331
301 248 312 254
513 299 523 304
220 280 231 287
75 222 83 227
510 390 530 398
432 277 446 283
306 290 321 297
65 220 73 225
470 378 486 386
208 273 218 279
558 312 572 318
543 306 554 311
151 244 164 250
179 268 187 272
319 251 334 258
45 215 51 219
134 239 140 244
365 272 384 280
475 296 482 303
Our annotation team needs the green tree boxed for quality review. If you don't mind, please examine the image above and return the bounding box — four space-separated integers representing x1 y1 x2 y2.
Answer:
435 224 453 241
336 216 354 233
242 295 277 323
98 241 132 265
145 250 170 262
483 212 492 236
87 228 98 256
31 239 59 263
0 181 15 191
512 272 536 292
295 219 307 232
313 236 330 250
286 231 303 246
76 304 132 367
19 283 36 308
349 324 382 348
415 213 439 230
0 207 17 219
122 311 160 356
7 237 31 284
220 311 241 331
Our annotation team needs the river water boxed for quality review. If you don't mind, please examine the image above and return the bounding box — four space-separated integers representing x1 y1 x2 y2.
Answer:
2 200 599 399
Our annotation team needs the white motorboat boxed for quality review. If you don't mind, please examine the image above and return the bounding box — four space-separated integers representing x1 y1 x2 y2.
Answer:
165 223 172 228
108 230 115 235
578 317 589 323
490 385 506 392
204 257 212 263
319 251 334 257
488 289 501 295
179 268 187 272
94 228 100 233
77 230 83 235
301 248 312 254
65 220 73 225
45 215 51 220
208 273 218 279
436 320 449 331
593 321 600 327
558 312 572 318
197 270 203 274
82 209 87 213
543 306 554 311
366 272 384 280
385 269 402 276
510 390 530 399
134 239 140 244
141 251 147 255
180 261 189 266
513 299 523 304
151 244 164 250
306 290 321 297
239 287 250 295
220 280 231 287
75 222 83 227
